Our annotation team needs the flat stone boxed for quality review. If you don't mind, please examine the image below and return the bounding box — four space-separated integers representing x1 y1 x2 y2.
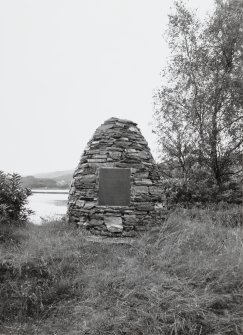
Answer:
74 181 96 189
134 172 149 178
129 126 140 133
104 216 123 232
134 226 147 231
115 141 131 148
84 202 96 209
84 144 91 151
124 215 138 224
135 202 154 211
134 179 153 186
126 148 137 153
122 231 136 237
125 151 151 160
107 147 123 152
131 185 148 194
149 186 162 195
77 175 96 183
77 219 88 227
98 124 114 131
114 122 126 127
108 152 122 160
87 159 107 163
69 187 76 194
88 149 107 155
111 118 137 125
154 202 166 210
91 154 107 159
89 219 104 226
76 200 85 208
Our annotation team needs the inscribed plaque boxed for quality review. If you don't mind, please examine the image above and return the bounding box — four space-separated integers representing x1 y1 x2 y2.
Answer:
98 168 131 206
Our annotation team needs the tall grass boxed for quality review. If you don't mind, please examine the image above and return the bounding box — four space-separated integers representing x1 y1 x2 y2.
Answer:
0 205 242 335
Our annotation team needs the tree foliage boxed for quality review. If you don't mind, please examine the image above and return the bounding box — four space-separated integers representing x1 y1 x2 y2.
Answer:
154 0 243 204
0 171 33 224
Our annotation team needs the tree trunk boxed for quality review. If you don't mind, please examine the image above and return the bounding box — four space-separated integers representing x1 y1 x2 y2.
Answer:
210 108 221 187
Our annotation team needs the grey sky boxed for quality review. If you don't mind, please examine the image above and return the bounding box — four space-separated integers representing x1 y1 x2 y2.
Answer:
0 0 214 176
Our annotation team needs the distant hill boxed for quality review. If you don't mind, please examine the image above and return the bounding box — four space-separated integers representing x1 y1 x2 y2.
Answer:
21 176 60 189
34 169 74 179
22 169 74 189
53 173 73 185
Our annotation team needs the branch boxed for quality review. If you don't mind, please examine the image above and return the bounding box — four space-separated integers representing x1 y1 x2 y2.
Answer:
218 115 243 132
221 169 243 176
226 139 243 155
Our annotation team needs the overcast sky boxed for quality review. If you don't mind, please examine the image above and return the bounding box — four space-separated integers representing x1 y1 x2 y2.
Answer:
0 0 214 176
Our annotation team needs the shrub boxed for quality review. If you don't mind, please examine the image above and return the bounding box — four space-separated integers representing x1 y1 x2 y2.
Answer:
161 173 242 207
0 171 33 226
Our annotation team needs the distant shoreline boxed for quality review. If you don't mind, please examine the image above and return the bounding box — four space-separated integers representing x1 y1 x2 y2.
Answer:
31 189 69 195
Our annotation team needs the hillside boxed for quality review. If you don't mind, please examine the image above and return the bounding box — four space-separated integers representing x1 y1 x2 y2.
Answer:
34 169 74 179
21 169 73 189
21 174 73 189
53 172 73 185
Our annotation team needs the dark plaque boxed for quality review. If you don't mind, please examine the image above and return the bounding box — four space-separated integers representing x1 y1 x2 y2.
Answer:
98 168 131 206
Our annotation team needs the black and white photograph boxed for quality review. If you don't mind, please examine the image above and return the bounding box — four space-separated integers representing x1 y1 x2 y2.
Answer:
0 0 242 334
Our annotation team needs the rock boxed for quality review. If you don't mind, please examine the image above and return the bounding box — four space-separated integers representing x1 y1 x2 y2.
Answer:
124 216 138 226
87 158 107 163
84 202 96 209
131 185 148 194
76 200 85 208
108 152 122 160
149 186 162 196
89 219 104 226
129 126 140 133
79 175 96 183
76 218 88 227
134 172 149 178
122 231 136 237
134 226 147 231
135 202 154 211
115 141 131 148
104 216 123 232
154 202 165 210
134 179 153 186
98 124 114 131
91 154 107 159
126 148 137 153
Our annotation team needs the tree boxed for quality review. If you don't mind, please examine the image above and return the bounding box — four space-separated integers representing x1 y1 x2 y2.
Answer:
154 0 243 203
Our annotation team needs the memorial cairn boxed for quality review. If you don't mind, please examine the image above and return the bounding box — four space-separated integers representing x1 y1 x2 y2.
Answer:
67 117 168 237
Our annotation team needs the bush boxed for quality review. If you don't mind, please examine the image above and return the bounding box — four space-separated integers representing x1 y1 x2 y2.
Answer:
0 171 33 226
161 172 242 207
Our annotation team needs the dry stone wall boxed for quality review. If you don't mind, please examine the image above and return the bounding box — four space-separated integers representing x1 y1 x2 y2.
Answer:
67 117 168 237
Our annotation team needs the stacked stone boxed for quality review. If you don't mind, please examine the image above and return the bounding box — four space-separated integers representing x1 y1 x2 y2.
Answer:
67 117 168 237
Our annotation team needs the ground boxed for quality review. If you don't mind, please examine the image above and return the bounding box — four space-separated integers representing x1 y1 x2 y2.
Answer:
0 204 242 335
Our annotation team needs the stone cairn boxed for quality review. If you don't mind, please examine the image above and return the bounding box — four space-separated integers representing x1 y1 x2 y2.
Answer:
67 117 168 237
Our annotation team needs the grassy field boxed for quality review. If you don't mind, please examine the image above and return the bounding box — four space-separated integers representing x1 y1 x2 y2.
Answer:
0 204 242 335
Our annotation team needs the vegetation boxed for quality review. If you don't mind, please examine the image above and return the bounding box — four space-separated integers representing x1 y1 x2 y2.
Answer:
0 171 33 244
0 171 32 225
0 205 242 335
154 0 243 204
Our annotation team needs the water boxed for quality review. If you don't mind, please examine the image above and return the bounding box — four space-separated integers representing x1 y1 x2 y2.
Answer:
28 189 69 224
